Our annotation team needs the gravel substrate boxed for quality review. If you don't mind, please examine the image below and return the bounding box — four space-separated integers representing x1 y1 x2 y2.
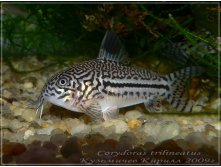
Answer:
1 56 220 165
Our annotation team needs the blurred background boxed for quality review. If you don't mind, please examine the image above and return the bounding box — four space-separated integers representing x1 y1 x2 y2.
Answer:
2 3 220 77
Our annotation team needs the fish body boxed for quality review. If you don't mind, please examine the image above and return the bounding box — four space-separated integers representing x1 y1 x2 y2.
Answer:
37 30 202 120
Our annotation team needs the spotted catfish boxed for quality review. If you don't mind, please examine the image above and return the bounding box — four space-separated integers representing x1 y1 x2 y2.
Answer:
36 30 203 120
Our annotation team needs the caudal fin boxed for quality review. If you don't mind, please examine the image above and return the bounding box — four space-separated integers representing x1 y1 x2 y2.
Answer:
163 67 203 112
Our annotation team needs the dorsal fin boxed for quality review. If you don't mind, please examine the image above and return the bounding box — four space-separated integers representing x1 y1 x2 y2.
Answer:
98 30 129 64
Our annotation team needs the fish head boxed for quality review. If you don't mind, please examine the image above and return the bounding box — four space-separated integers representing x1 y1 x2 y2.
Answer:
37 71 79 112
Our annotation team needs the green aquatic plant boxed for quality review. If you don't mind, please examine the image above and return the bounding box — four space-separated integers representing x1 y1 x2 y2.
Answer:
140 4 219 78
2 4 103 60
168 14 218 72
2 4 105 73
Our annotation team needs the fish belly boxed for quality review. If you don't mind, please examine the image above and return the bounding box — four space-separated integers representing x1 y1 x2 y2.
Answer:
98 94 148 111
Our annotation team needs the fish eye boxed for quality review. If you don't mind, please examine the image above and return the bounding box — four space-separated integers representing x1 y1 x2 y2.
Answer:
58 78 67 86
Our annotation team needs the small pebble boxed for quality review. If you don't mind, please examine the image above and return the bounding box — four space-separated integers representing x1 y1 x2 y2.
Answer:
176 139 191 150
210 137 219 152
26 140 42 149
60 137 81 158
23 82 33 89
66 153 82 164
92 119 128 137
43 141 58 152
209 98 221 110
158 121 180 142
192 105 203 112
25 134 50 145
124 110 143 121
50 134 68 147
181 119 188 124
119 132 138 147
41 120 54 128
2 129 14 141
185 132 208 150
51 128 65 136
22 109 36 122
3 90 12 98
118 135 140 151
2 154 13 164
64 118 80 133
12 108 24 116
3 142 26 156
127 119 142 129
85 133 105 145
144 142 155 151
132 130 147 144
36 126 55 135
208 131 217 138
211 121 221 131
10 101 20 109
70 123 91 137
9 102 23 116
113 120 128 134
104 139 118 149
1 117 10 128
9 119 25 131
13 132 26 143
153 140 183 153
24 129 35 140
53 121 68 132
143 122 161 139
92 124 114 137
193 124 205 132
16 146 55 164
195 120 204 125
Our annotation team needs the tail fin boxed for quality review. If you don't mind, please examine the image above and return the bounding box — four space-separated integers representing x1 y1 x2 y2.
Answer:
163 67 203 112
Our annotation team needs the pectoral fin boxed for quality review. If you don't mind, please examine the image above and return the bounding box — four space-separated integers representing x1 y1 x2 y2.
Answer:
78 100 103 120
102 106 119 120
78 100 119 121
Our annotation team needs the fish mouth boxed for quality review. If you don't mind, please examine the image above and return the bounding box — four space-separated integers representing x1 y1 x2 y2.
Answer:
35 87 78 119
